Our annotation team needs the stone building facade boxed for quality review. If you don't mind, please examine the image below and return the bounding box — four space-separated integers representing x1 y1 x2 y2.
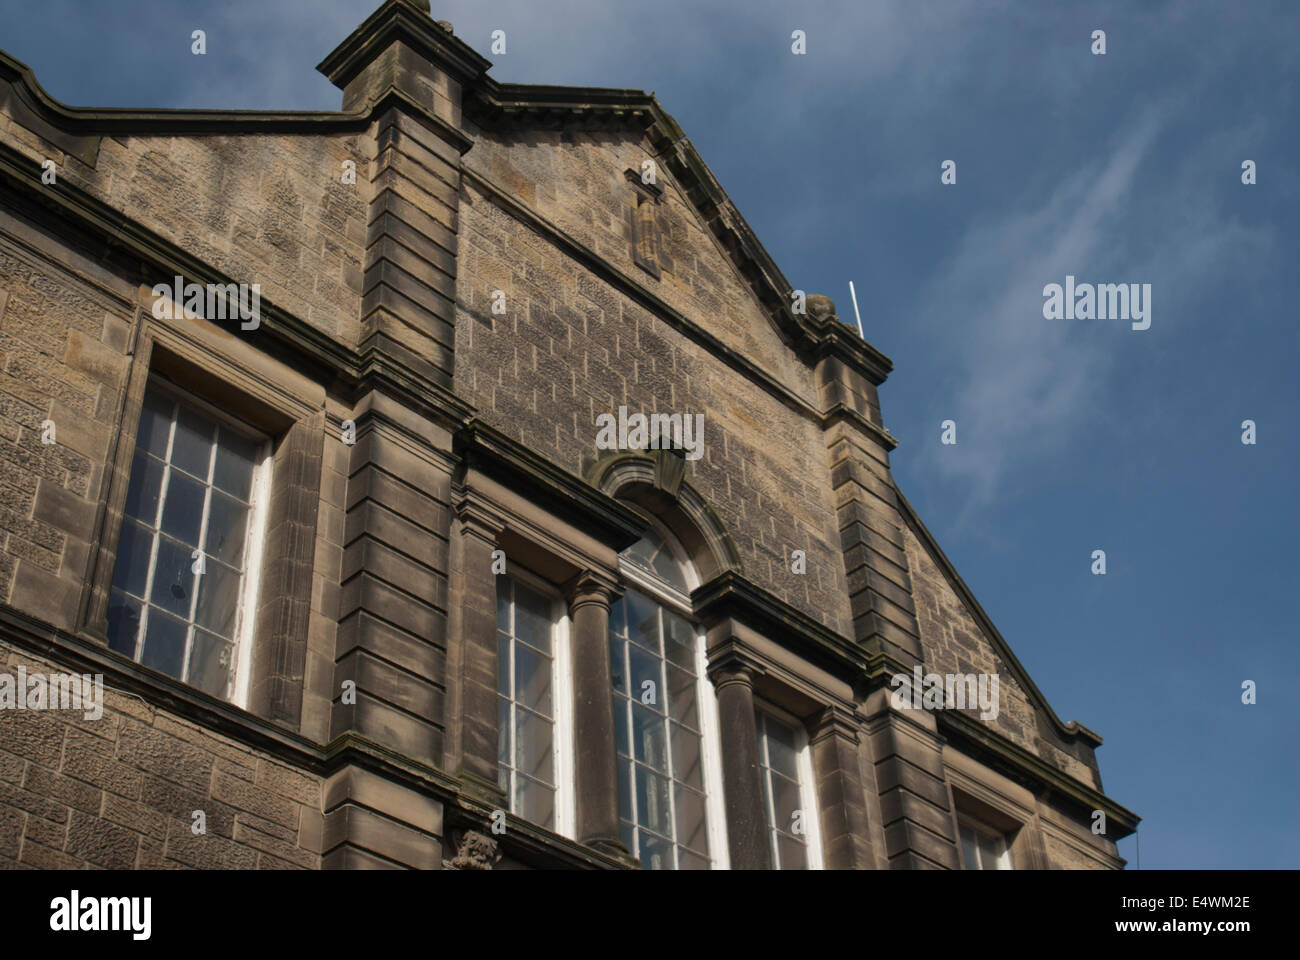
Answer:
0 0 1136 869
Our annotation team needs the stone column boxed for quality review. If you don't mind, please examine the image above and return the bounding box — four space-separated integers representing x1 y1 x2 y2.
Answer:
566 570 624 854
709 652 771 870
445 499 507 801
809 704 875 869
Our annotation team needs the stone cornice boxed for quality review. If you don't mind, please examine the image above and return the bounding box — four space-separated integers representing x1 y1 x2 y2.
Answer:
938 711 1140 841
692 570 867 679
2 27 898 397
316 0 492 89
821 401 900 452
806 314 895 386
0 603 636 869
452 498 507 541
453 420 647 553
809 703 862 745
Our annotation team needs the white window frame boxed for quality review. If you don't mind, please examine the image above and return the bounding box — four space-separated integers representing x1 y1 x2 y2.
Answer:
754 698 824 870
117 378 271 709
616 523 730 870
957 814 1013 870
496 566 576 840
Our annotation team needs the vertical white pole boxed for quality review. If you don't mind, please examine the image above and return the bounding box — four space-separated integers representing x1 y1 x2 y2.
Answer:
848 281 865 339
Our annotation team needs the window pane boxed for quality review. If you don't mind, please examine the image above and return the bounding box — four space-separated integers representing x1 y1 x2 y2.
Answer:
631 703 667 771
160 469 205 546
514 642 553 717
140 609 187 679
515 775 555 831
171 406 214 479
778 834 808 871
624 532 689 593
150 536 195 617
513 707 554 785
669 723 704 791
609 635 626 693
112 386 267 708
496 697 510 778
188 629 233 698
651 549 687 591
764 717 799 780
135 391 173 459
106 591 142 657
496 580 510 633
111 520 152 598
625 590 659 651
638 831 673 871
634 767 672 836
195 560 241 638
212 427 256 500
959 824 979 869
513 582 551 654
619 820 636 857
497 708 512 803
627 643 662 712
123 451 164 524
979 831 1003 869
666 663 697 729
617 758 633 824
205 491 248 567
662 609 695 669
674 783 709 856
769 772 801 829
677 848 710 870
497 632 511 697
609 593 626 637
613 693 630 757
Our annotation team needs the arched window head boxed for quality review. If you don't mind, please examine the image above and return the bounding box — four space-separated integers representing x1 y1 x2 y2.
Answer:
620 526 692 596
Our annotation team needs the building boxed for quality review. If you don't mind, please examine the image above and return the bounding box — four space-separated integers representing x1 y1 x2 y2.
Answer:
0 0 1137 869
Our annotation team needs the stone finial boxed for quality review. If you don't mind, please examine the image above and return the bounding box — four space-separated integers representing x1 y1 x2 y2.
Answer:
807 294 837 322
435 19 454 33
401 0 433 13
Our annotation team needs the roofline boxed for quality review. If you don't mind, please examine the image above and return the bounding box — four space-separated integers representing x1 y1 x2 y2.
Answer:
893 483 1107 749
2 17 897 382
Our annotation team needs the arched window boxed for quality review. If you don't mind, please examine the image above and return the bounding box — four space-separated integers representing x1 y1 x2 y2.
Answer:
609 523 729 869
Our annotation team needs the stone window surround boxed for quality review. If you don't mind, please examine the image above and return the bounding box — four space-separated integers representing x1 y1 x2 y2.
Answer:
454 459 870 869
81 299 326 733
624 166 664 280
704 626 864 869
753 696 825 870
943 753 1049 870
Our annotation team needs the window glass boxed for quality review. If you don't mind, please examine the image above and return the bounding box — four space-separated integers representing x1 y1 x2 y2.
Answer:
756 710 812 869
612 587 711 869
958 817 1011 869
622 531 690 593
108 385 263 704
497 576 558 831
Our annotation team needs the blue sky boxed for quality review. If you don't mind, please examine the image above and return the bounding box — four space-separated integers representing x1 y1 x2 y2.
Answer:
3 0 1296 868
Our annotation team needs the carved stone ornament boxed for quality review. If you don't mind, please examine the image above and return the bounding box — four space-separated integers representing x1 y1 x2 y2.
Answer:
442 829 501 870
